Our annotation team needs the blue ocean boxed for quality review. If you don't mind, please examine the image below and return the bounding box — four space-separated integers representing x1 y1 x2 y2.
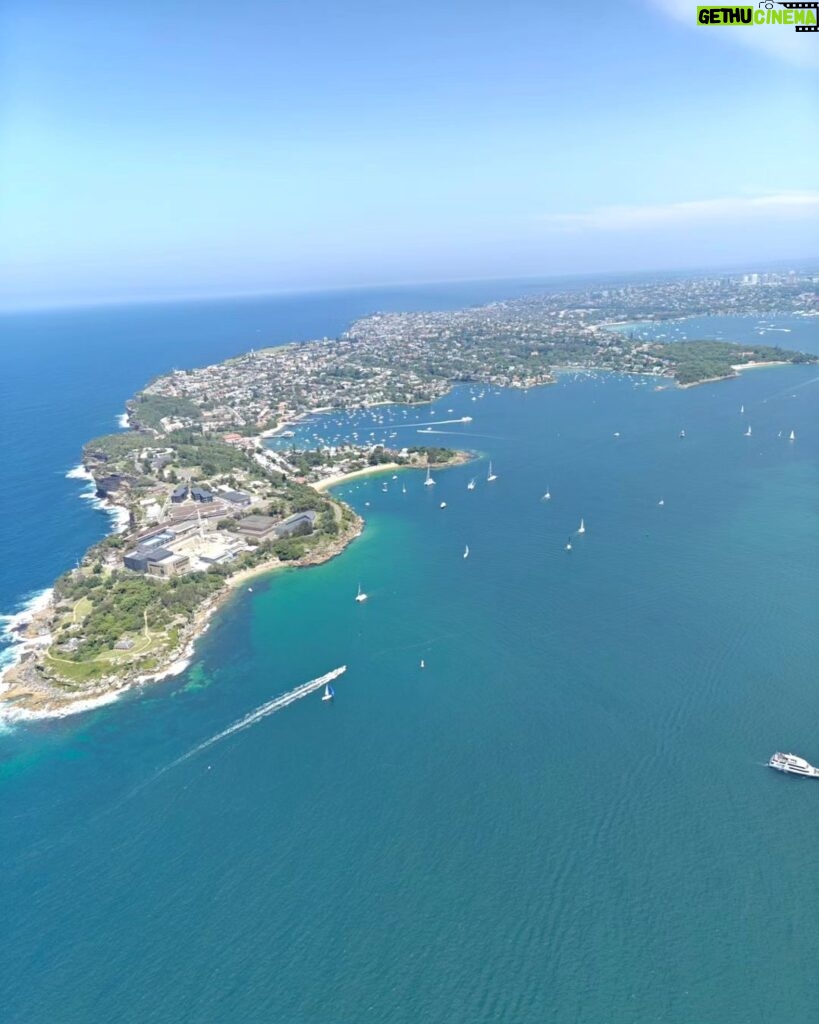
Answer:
1 290 818 1023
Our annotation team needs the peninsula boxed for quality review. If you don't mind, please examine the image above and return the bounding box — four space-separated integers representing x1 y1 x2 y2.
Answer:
2 270 815 716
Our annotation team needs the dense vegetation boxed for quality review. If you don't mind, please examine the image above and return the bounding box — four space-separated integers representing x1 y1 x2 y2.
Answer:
407 445 457 464
53 569 224 660
164 430 254 475
84 432 147 462
655 340 811 385
129 392 202 429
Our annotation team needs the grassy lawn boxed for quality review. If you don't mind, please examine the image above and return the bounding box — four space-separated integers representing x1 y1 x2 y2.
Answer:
45 627 171 684
43 651 107 684
73 596 93 623
95 632 165 662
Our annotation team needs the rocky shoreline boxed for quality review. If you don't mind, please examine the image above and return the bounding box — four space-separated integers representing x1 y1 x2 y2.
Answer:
0 510 364 720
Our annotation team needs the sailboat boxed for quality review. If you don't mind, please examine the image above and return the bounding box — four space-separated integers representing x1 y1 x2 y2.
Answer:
467 477 476 490
487 461 498 482
740 404 745 414
402 482 407 494
745 425 752 437
565 538 573 551
543 488 551 501
658 498 665 507
420 659 425 669
577 518 586 535
355 583 368 603
463 544 469 559
679 429 686 439
440 501 447 509
424 466 435 486
789 430 796 442
321 683 335 702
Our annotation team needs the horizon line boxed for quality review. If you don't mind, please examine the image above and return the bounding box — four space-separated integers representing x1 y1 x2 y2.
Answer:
2 256 818 316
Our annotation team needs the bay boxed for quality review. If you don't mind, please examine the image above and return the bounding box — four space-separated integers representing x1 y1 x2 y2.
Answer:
1 296 818 1023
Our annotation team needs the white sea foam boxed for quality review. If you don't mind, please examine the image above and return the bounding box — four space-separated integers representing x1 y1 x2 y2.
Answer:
116 412 130 429
165 665 347 770
65 463 94 481
0 457 129 694
0 688 126 723
0 587 55 689
74 475 130 534
0 587 54 642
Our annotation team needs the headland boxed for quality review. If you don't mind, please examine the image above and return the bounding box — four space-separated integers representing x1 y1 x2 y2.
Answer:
2 270 814 717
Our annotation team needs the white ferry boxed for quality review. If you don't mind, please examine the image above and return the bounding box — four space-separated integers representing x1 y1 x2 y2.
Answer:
768 752 819 778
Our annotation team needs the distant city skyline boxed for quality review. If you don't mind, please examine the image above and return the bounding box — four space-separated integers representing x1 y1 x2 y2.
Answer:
2 0 818 309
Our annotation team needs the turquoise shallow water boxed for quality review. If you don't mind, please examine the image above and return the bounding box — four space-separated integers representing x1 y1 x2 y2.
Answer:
2 301 819 1022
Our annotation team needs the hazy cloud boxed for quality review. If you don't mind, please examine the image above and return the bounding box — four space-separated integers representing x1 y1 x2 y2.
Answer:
543 190 819 232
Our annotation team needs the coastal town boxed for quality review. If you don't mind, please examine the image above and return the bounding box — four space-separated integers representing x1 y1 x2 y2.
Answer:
137 270 817 436
1 270 816 716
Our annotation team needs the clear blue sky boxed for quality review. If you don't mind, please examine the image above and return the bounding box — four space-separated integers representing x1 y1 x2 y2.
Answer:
2 0 817 308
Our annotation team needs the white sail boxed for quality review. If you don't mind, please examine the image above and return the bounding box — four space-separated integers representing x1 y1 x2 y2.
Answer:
463 545 469 559
578 518 585 534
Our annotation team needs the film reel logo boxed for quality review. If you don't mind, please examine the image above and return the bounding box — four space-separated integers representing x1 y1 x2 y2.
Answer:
764 1 819 32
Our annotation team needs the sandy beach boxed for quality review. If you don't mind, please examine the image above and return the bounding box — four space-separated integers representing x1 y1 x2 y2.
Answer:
312 463 402 491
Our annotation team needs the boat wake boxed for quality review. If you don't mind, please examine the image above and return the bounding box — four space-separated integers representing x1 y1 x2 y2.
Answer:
400 418 474 429
761 374 819 404
162 665 347 771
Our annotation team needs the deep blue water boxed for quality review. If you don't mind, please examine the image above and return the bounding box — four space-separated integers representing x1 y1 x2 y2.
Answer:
1 295 818 1023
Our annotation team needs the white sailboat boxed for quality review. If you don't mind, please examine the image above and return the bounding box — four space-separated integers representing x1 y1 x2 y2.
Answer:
420 659 425 669
658 498 665 507
440 501 447 509
543 488 551 501
789 430 796 442
565 538 573 551
402 482 407 494
321 683 335 702
467 477 476 490
577 518 586 535
424 466 435 486
355 583 368 603
745 425 752 437
486 461 497 482
463 544 469 559
740 404 745 414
